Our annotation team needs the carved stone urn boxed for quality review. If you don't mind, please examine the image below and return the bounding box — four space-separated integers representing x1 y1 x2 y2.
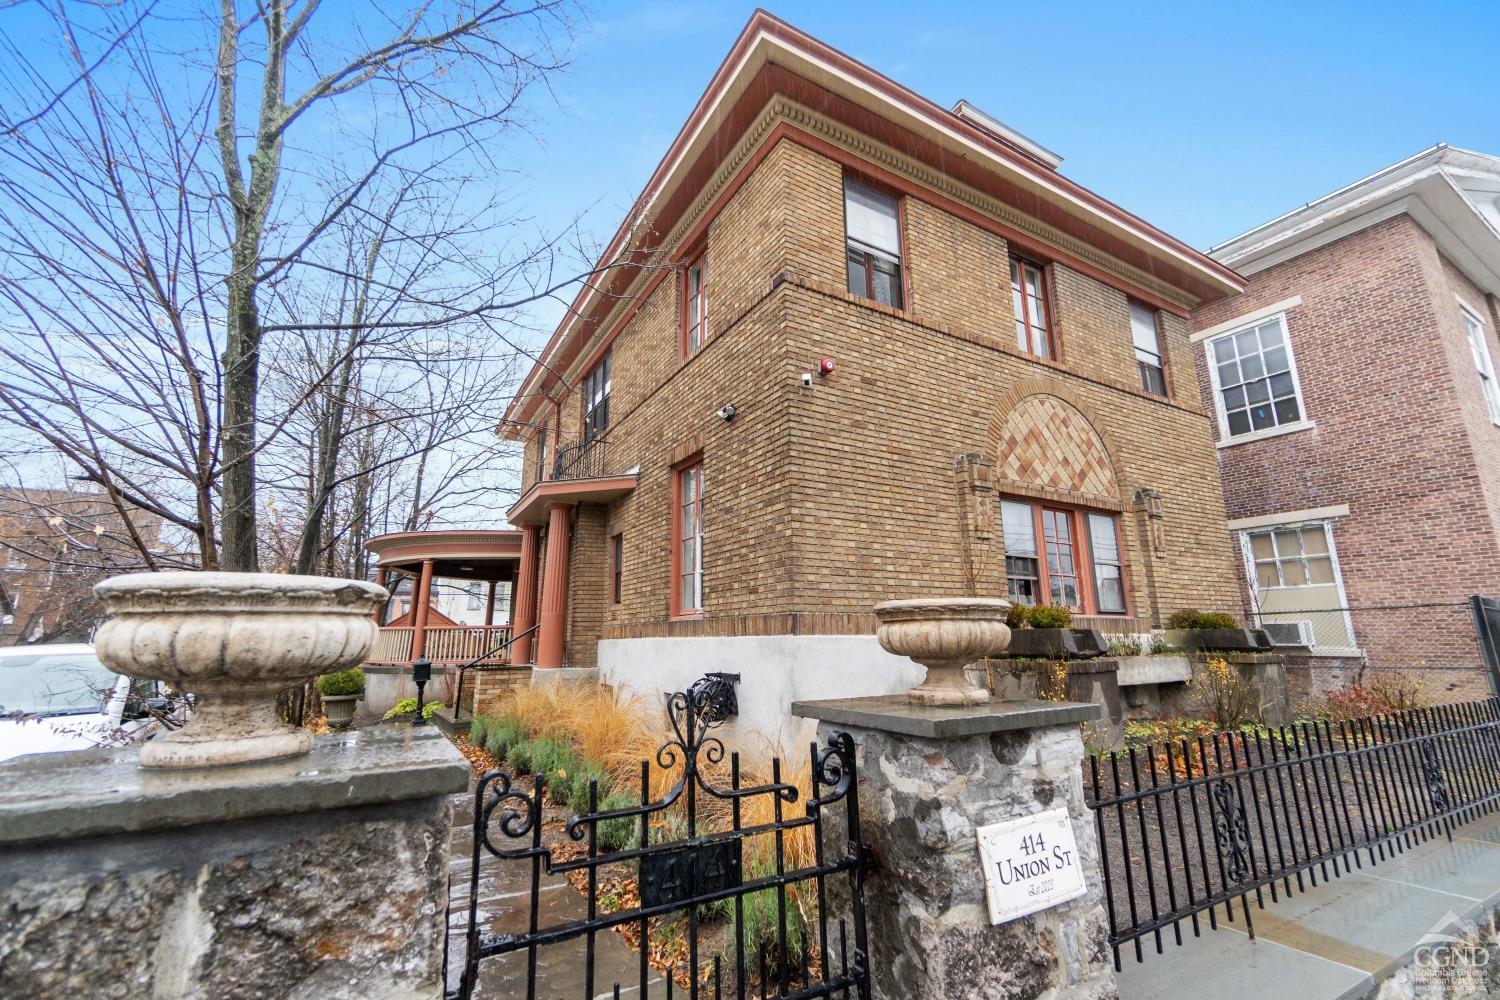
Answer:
93 572 387 768
874 597 1013 706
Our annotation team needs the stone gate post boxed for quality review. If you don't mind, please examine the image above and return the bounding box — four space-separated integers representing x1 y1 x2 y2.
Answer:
793 695 1117 1000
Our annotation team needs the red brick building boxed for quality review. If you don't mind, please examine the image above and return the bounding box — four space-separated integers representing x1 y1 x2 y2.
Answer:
1193 146 1500 701
498 13 1250 740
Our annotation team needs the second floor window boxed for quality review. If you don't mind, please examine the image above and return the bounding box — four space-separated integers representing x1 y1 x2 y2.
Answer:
673 461 704 616
1010 256 1053 359
1462 306 1500 425
582 351 611 445
1002 499 1126 614
1208 314 1304 439
1129 300 1166 395
844 179 903 308
536 423 549 480
683 257 708 356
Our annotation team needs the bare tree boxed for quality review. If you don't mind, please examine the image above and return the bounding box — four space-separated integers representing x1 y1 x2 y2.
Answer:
0 0 610 575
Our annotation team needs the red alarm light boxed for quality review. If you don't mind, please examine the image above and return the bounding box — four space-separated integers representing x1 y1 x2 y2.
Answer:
819 357 836 376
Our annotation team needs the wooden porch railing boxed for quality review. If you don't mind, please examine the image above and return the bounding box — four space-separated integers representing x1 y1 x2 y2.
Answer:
369 625 514 664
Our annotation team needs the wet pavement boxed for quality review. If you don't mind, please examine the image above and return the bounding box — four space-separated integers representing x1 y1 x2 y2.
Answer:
445 791 665 999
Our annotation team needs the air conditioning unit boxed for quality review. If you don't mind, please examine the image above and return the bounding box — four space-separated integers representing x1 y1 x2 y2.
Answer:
1261 620 1315 648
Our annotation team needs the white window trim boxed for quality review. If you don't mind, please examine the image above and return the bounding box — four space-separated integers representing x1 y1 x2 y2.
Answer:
1237 513 1359 655
1191 295 1302 344
1204 311 1312 446
1457 299 1500 428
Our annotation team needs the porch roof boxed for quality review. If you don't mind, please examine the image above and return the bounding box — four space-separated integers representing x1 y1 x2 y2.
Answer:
365 529 521 582
505 474 638 526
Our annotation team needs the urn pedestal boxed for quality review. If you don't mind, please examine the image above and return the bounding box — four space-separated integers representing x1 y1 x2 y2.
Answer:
874 597 1012 706
93 572 387 768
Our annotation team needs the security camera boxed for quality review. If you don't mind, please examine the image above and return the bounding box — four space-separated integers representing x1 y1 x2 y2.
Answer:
801 372 813 388
715 403 737 422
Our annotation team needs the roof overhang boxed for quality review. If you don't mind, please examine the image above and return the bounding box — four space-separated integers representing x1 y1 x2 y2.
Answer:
1210 145 1500 295
506 475 639 526
499 11 1243 439
366 530 523 578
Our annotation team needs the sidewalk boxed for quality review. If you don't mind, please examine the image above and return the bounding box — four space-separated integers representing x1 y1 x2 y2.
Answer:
1117 812 1500 999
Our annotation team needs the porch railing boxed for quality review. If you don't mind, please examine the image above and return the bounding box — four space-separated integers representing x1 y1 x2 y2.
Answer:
550 434 609 481
1085 698 1500 969
369 625 513 664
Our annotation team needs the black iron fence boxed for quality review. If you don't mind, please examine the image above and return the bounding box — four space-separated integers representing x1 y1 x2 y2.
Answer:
447 690 871 1000
1085 698 1500 969
551 435 611 482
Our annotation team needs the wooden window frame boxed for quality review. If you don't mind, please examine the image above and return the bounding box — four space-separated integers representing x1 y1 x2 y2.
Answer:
610 533 623 605
1129 299 1168 397
1205 312 1310 442
581 350 611 445
680 252 709 359
1001 497 1130 617
842 175 907 310
1009 254 1057 360
669 457 704 619
1461 305 1500 426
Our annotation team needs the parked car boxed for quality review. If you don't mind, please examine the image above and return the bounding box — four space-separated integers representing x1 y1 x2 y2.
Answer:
0 643 183 762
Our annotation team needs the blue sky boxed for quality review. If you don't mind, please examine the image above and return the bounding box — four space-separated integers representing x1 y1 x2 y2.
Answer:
524 0 1499 289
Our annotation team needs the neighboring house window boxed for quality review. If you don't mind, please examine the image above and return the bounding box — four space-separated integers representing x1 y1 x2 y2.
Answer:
610 533 623 604
1462 306 1500 425
1130 300 1166 395
582 351 611 445
536 423 550 481
683 256 708 356
1207 314 1304 438
1009 256 1053 359
844 178 903 308
1246 523 1335 589
1001 499 1126 614
673 462 704 616
466 584 482 611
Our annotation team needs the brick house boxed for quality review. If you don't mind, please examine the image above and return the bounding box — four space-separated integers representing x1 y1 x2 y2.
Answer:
499 13 1248 739
1192 145 1500 701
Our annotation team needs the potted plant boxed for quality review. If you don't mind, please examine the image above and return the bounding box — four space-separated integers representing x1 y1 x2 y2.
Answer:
1163 610 1272 653
1002 604 1107 659
317 667 366 731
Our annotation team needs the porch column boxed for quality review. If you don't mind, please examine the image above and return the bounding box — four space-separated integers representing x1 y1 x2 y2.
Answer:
535 503 572 669
373 567 388 624
511 525 541 664
410 558 435 661
484 579 497 644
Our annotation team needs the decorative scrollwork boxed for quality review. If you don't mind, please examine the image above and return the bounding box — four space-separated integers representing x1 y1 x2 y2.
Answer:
1420 738 1450 813
476 770 549 862
808 731 856 811
1208 778 1253 883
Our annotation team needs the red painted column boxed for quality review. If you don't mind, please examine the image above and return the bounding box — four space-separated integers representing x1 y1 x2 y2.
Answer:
373 567 389 624
510 524 542 664
410 558 435 660
535 502 573 669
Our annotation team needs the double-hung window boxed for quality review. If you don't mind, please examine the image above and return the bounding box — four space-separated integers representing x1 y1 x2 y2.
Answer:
1247 523 1335 589
610 533 623 605
1130 300 1166 395
582 351 611 445
673 462 704 616
844 179 903 308
536 423 550 481
1462 306 1500 425
683 257 708 356
1207 314 1304 439
1010 256 1053 359
1001 499 1126 614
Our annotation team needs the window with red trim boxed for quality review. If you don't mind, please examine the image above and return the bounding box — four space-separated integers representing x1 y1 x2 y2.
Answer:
1009 256 1054 359
672 462 704 615
844 178 904 308
682 256 708 356
535 422 550 481
581 351 611 445
1001 499 1126 614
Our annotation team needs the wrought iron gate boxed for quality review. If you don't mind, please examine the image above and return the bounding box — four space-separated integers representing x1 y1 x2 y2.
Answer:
447 690 871 999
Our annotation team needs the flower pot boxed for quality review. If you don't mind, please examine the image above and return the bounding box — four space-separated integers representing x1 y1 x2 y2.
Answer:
874 597 1011 706
93 572 386 768
322 693 361 731
1003 627 1107 660
1164 627 1273 653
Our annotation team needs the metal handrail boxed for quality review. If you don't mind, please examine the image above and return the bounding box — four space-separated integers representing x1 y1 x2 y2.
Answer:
447 622 540 725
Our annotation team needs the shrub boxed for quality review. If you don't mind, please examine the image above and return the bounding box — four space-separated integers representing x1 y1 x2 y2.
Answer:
1192 656 1257 730
469 716 491 745
316 667 364 697
1005 603 1029 629
1107 636 1143 657
1032 660 1070 701
485 717 525 761
383 696 417 719
566 761 612 814
1168 610 1241 630
595 791 640 853
731 852 814 982
1026 604 1072 629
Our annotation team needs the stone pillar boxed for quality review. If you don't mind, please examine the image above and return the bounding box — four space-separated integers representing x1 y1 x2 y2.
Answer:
535 502 572 670
511 524 541 664
410 558 435 660
792 696 1116 1000
0 728 467 999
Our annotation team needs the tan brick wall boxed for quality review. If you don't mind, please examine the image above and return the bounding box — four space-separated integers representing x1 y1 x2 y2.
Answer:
1192 214 1500 674
522 133 1245 662
471 665 531 719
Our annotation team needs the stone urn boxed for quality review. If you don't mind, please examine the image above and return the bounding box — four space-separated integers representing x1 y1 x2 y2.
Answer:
93 572 387 768
321 694 361 731
874 597 1012 706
